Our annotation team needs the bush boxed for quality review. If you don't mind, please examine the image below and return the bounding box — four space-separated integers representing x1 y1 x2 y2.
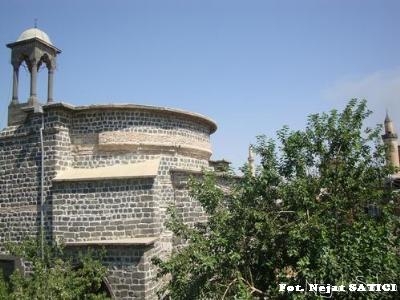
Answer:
0 238 110 300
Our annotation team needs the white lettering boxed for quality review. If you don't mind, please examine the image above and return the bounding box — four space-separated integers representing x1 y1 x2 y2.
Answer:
332 285 346 292
357 284 367 292
295 285 304 292
366 284 379 291
280 282 397 294
349 284 357 291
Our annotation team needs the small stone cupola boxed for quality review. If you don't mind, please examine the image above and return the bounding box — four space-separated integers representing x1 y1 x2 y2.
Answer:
6 27 61 106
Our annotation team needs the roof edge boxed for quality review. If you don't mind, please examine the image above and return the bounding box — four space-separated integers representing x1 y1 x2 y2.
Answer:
7 37 62 53
44 102 217 133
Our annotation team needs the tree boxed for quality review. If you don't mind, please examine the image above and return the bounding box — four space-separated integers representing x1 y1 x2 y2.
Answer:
154 99 400 299
0 238 110 300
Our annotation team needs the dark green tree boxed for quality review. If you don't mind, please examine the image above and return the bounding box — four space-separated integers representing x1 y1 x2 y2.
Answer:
154 99 400 299
0 238 110 300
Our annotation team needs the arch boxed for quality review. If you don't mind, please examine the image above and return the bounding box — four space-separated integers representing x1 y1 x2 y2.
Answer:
12 54 26 70
38 53 54 71
37 53 55 102
10 54 32 103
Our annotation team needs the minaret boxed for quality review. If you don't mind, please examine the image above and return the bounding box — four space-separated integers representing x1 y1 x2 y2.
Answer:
248 145 256 176
382 112 400 168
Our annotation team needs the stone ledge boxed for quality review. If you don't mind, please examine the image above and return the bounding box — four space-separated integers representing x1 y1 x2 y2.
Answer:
99 131 211 154
98 143 212 157
0 205 37 213
53 159 160 182
0 128 30 140
64 237 158 246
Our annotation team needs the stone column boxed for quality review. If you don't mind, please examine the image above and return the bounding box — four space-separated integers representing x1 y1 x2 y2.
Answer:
28 61 38 105
47 67 54 103
11 64 19 104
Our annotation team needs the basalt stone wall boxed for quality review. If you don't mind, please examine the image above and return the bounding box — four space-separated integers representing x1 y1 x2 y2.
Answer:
52 179 158 242
169 170 238 248
0 125 39 242
56 104 215 257
0 112 62 251
170 170 207 228
0 102 216 299
68 107 213 165
104 243 162 300
66 242 162 300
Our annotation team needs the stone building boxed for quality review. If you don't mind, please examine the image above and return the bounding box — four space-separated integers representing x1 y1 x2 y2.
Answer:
0 27 219 299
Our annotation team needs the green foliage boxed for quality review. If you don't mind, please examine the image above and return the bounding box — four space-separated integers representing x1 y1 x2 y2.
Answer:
154 99 400 299
0 271 10 300
0 238 110 300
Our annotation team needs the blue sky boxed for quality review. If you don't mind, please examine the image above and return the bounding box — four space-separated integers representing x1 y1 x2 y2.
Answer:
1 0 400 171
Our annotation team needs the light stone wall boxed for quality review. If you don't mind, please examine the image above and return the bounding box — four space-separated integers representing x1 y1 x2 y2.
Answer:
98 130 211 153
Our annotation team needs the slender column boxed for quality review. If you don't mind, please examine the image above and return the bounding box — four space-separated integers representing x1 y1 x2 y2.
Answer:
28 61 38 105
47 67 54 103
11 65 19 104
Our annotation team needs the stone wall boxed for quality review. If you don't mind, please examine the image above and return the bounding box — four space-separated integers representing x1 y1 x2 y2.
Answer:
52 179 158 242
66 242 162 300
0 102 217 299
0 116 42 251
171 170 207 228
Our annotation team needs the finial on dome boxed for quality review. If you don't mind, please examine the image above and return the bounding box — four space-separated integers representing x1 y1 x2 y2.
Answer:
34 18 38 28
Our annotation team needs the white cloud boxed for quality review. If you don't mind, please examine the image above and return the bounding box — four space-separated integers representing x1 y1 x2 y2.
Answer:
323 67 400 130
